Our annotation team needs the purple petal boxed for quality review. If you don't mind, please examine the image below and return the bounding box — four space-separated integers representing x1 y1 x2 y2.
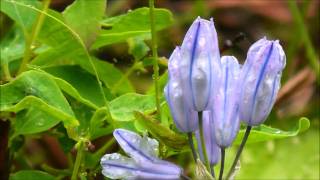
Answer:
101 153 181 180
212 56 241 147
113 129 157 164
239 38 286 125
178 17 221 111
165 48 199 132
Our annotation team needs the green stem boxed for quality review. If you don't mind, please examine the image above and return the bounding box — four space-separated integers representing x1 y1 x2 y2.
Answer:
187 132 198 162
288 0 319 78
94 138 116 159
226 126 252 179
41 164 70 176
17 0 51 75
149 0 161 120
210 165 216 179
2 63 12 81
218 148 225 180
198 111 210 172
71 141 84 180
111 62 139 94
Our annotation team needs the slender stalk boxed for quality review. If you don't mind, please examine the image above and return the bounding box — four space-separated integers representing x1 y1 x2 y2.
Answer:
71 142 84 180
17 0 51 75
181 174 191 180
94 138 116 159
210 165 216 179
226 126 252 179
187 132 198 162
149 0 161 120
2 63 12 81
111 62 139 94
198 111 210 171
219 148 225 180
288 0 319 78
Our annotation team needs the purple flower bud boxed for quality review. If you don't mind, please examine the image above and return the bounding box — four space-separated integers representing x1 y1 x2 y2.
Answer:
195 111 221 165
211 56 241 147
164 47 199 133
239 37 286 126
101 129 182 179
172 17 221 111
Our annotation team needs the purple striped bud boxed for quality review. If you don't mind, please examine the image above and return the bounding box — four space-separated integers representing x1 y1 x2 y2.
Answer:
101 129 182 179
164 47 199 133
195 111 221 165
212 56 241 147
176 17 221 111
239 37 286 126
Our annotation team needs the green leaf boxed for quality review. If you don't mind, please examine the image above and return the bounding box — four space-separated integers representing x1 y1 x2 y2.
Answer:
0 27 25 65
0 70 78 137
63 0 106 47
234 117 310 144
128 37 150 60
0 0 39 35
134 111 187 150
76 57 134 96
44 65 107 107
10 170 55 180
109 93 155 122
92 7 173 49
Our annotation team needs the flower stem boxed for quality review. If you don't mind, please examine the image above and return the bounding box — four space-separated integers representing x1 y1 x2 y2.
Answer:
111 62 139 94
17 0 51 75
71 141 84 180
198 111 210 172
2 63 12 81
226 126 252 179
210 165 216 179
219 148 225 180
149 0 161 120
187 132 197 162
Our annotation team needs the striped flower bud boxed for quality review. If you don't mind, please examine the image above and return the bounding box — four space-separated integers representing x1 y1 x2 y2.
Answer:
212 56 241 147
239 37 286 126
176 17 221 111
164 47 199 133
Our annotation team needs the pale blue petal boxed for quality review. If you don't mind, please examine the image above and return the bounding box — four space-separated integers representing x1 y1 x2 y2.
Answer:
178 17 221 111
240 38 286 125
165 47 199 132
101 153 182 180
113 129 157 164
212 56 241 147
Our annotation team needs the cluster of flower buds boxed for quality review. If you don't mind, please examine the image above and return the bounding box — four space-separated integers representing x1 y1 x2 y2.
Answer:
165 17 286 154
101 17 286 179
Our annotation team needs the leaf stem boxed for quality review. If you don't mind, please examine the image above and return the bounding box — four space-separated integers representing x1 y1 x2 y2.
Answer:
149 0 161 120
94 138 116 159
210 165 216 179
218 148 225 180
2 63 12 81
187 132 198 162
198 111 210 172
226 126 252 179
17 0 51 75
71 141 84 180
111 62 140 94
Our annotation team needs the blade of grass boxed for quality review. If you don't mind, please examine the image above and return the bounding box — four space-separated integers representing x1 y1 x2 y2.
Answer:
288 0 319 79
